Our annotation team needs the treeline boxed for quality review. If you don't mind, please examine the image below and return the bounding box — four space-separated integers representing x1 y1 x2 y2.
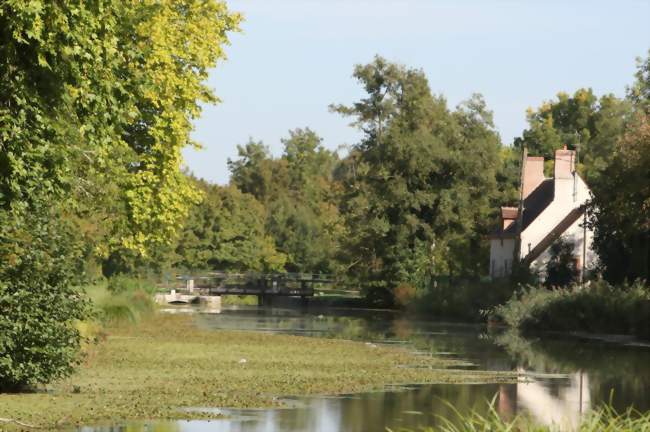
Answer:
154 54 649 306
139 58 519 306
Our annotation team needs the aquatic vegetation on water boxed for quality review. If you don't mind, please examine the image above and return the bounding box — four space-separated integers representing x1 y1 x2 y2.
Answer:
0 314 515 429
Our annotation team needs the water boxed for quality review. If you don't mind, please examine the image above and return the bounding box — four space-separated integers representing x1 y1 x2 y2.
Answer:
81 305 650 431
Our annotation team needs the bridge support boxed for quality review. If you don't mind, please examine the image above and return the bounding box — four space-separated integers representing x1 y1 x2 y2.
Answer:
258 294 273 307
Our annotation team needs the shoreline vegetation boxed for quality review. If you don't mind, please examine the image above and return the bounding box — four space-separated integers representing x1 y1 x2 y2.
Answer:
1 280 649 430
491 280 650 340
0 306 514 429
394 404 650 432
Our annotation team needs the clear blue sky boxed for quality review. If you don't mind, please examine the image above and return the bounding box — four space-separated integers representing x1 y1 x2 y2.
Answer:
186 0 650 185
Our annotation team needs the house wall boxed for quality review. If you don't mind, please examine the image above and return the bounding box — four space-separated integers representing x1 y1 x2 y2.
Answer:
521 174 597 279
528 213 597 279
490 238 515 278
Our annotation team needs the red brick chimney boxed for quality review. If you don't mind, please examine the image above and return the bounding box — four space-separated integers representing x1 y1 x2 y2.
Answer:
554 146 575 180
522 156 545 198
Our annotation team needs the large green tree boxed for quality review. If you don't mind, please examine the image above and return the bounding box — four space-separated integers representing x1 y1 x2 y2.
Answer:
173 177 286 272
228 129 342 274
0 0 239 388
588 52 650 283
332 56 505 305
514 88 632 182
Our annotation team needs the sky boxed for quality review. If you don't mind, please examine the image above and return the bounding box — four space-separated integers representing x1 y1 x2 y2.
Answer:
186 0 650 185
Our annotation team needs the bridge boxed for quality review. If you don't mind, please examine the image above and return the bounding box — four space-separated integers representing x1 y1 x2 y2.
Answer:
156 272 335 306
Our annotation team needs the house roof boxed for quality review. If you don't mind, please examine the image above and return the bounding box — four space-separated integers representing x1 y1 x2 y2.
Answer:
490 179 554 238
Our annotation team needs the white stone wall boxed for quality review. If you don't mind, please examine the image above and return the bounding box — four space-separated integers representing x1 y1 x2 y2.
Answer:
529 214 597 278
522 174 597 278
490 238 515 278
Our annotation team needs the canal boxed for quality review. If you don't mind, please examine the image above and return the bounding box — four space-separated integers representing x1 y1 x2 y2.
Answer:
80 304 650 431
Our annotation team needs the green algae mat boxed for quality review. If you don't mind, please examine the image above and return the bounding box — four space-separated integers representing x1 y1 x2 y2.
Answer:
0 314 514 429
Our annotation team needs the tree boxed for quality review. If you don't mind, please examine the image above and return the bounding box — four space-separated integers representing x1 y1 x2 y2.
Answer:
545 239 580 287
588 52 650 284
173 178 286 272
589 111 650 283
0 0 239 388
228 129 342 274
332 56 504 305
227 140 278 203
514 89 631 182
628 49 650 114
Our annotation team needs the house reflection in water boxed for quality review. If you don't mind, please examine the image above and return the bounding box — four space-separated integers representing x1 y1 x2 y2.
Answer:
498 369 591 430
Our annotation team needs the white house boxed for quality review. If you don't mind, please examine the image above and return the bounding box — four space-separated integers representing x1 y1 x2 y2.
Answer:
489 146 597 280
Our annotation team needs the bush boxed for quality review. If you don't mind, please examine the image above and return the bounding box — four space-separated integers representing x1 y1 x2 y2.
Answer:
107 275 157 295
94 283 155 324
0 212 90 391
492 280 650 339
414 279 515 321
545 238 579 287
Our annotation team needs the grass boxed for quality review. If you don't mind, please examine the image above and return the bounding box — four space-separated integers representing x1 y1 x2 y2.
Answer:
391 402 650 431
0 313 515 429
83 279 156 324
492 280 650 339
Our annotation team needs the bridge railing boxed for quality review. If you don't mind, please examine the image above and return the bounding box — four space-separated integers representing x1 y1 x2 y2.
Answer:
170 272 335 297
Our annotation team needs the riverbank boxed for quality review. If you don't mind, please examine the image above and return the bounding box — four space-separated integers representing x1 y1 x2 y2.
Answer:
492 280 650 340
0 313 513 429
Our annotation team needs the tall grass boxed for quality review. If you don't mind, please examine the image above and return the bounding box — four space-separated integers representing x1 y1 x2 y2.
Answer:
82 277 156 324
492 280 650 339
391 402 650 431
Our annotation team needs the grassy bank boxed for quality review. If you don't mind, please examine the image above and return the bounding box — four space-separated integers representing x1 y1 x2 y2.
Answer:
0 313 513 429
492 280 650 339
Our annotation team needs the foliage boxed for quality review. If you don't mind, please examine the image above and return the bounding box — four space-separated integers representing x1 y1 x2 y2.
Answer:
492 280 650 339
514 88 631 182
628 49 650 114
228 128 342 273
0 0 239 388
588 54 650 283
172 176 286 272
1 0 241 259
107 275 156 295
415 279 515 321
89 281 155 324
0 210 90 391
331 56 509 305
545 238 580 287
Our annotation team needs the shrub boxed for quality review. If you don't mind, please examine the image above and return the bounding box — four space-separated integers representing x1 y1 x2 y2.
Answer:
94 286 155 324
492 280 650 338
545 238 580 287
415 279 515 321
0 212 90 391
394 282 417 308
107 275 156 295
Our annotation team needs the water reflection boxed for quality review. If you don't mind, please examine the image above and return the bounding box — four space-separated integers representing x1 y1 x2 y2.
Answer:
78 305 650 432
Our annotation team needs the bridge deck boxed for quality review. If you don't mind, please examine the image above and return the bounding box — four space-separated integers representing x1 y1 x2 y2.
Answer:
173 272 334 297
